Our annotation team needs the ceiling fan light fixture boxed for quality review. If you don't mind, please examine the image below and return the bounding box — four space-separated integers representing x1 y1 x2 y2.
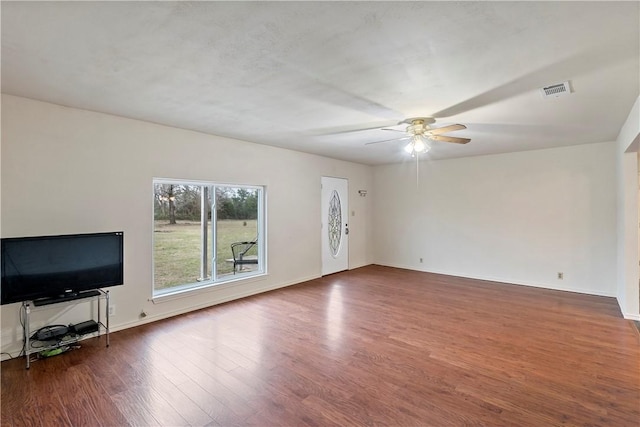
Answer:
404 141 414 154
404 135 430 156
413 135 428 153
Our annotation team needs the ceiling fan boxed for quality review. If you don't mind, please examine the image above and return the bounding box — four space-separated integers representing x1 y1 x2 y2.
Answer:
365 117 471 156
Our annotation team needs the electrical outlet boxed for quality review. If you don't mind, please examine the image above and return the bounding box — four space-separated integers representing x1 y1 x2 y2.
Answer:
557 272 564 280
109 305 116 317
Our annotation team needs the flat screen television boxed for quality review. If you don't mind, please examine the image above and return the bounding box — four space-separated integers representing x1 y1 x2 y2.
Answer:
1 232 124 305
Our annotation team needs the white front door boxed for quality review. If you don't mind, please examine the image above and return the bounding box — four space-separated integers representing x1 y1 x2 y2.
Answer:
321 176 349 275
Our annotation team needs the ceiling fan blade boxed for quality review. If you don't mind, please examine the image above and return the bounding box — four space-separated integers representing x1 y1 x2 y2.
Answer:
310 120 400 136
380 128 405 132
425 124 467 135
428 135 471 144
365 136 411 145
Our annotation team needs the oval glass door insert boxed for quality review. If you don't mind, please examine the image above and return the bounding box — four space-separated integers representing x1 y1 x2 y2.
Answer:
328 190 342 257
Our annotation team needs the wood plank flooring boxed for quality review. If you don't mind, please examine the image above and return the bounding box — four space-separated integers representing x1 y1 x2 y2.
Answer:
2 265 639 426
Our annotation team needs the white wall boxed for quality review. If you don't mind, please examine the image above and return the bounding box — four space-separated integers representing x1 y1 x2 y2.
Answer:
373 142 618 297
0 95 374 357
616 96 640 320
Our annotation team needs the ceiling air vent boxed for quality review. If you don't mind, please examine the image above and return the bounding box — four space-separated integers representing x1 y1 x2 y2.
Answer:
540 81 572 98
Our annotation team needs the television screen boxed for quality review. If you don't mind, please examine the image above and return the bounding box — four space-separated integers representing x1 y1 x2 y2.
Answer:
1 232 123 305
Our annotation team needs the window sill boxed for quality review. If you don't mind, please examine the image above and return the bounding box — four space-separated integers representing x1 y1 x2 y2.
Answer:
151 271 268 304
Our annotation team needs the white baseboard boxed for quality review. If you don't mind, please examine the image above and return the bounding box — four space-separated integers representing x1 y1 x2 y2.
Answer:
375 262 617 298
621 311 640 321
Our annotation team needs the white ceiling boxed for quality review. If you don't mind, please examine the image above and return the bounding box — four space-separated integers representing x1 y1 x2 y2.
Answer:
2 1 639 165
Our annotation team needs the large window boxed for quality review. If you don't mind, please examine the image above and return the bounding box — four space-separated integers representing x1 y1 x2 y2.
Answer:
153 179 265 297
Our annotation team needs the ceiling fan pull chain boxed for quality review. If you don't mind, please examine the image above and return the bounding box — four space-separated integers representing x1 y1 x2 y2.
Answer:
416 153 420 188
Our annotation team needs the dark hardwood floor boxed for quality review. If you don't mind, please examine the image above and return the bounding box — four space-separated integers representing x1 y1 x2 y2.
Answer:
2 265 639 426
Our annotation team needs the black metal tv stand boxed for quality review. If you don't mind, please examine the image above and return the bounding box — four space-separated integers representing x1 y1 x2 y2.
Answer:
22 289 110 369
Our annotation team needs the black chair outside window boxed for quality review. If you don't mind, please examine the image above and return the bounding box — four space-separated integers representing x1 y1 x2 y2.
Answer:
231 238 258 274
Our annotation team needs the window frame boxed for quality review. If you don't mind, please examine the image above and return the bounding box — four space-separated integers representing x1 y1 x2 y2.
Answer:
152 178 267 299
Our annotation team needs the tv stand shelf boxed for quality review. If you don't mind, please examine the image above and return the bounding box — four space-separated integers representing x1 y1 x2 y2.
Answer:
22 289 110 369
